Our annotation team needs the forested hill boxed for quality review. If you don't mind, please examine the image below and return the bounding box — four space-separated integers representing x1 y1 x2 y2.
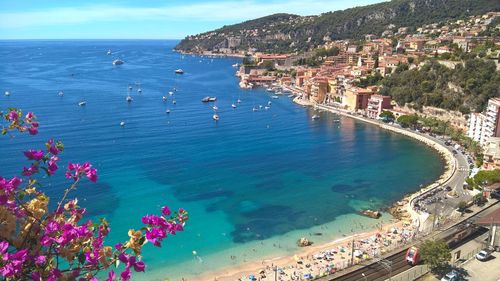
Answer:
175 0 500 53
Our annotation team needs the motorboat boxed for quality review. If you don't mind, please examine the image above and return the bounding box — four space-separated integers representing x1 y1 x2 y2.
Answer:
58 91 64 97
252 107 258 112
120 121 125 126
4 91 10 96
168 91 174 96
312 115 320 120
172 100 177 105
213 114 219 121
166 109 171 114
271 95 279 99
126 96 133 102
78 101 87 106
237 99 242 103
212 105 218 111
107 50 112 55
259 105 263 109
265 106 270 110
232 63 239 67
137 88 142 93
175 69 184 74
162 96 167 101
201 96 217 102
267 101 272 105
232 104 237 109
128 85 133 90
112 59 124 65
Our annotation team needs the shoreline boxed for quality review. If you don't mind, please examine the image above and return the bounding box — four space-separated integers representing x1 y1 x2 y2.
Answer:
174 49 246 58
172 99 456 281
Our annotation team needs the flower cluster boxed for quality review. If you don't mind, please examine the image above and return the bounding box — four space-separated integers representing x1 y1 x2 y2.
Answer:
2 109 39 135
0 108 188 280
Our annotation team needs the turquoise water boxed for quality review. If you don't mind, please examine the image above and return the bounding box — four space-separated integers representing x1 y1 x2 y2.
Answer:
0 40 443 280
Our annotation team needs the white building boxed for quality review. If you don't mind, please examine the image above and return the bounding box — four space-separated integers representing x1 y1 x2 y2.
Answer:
468 113 488 144
468 98 500 145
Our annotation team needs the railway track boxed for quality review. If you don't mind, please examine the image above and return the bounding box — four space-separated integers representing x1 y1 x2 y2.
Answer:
324 204 496 281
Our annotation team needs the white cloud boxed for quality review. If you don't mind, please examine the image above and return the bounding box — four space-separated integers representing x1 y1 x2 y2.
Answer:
0 0 384 28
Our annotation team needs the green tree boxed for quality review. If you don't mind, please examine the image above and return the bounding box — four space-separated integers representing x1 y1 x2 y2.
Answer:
379 110 395 121
397 114 418 128
261 60 275 71
457 201 468 212
420 239 451 272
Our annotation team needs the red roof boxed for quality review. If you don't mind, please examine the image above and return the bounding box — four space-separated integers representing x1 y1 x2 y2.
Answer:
475 207 500 226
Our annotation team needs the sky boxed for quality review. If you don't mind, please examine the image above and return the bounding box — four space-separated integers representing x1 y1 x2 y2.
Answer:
0 0 386 39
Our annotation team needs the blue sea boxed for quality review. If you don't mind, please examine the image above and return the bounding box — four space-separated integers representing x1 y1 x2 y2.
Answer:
0 40 443 280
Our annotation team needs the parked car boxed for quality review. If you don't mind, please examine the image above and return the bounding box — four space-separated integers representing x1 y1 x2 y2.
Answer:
476 249 492 261
441 270 460 281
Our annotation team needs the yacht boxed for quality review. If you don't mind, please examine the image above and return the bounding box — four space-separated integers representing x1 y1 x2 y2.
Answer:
120 121 125 126
213 114 220 121
175 69 184 74
137 88 142 93
237 99 242 103
78 101 87 106
112 59 124 65
232 63 239 67
166 109 171 114
201 96 217 102
169 91 174 96
271 95 279 99
312 115 320 120
4 91 10 96
58 91 64 97
231 104 237 109
126 96 133 102
267 101 272 106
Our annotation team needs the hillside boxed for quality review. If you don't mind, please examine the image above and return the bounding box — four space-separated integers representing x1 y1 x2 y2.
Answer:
175 0 500 53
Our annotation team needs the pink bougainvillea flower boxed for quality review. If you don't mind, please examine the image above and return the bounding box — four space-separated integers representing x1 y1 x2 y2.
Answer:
34 255 46 266
7 110 19 121
106 270 116 281
22 164 39 176
23 150 44 161
28 126 38 135
133 261 145 272
120 267 131 281
161 206 171 216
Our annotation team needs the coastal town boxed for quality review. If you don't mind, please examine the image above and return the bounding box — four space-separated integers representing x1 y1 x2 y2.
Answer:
2 1 500 281
185 11 500 281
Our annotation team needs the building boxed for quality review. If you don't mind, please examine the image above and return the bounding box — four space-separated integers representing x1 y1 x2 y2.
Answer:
468 113 488 144
467 98 500 145
483 137 500 170
485 98 500 139
367 95 393 119
343 87 374 112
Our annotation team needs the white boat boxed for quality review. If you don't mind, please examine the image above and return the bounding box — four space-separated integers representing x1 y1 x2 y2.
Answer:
252 107 258 112
175 69 184 74
169 91 174 96
58 91 64 96
272 95 279 99
312 115 320 120
288 94 294 98
112 59 124 65
120 121 125 126
268 101 272 105
166 109 171 114
172 100 176 105
267 88 274 92
128 85 133 90
213 105 218 111
126 96 133 102
237 99 242 103
78 101 87 106
231 104 237 109
4 91 10 96
275 91 284 95
202 96 217 102
232 63 239 67
213 114 219 121
265 106 270 110
137 88 142 93
107 50 112 55
162 96 167 101
259 105 263 109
